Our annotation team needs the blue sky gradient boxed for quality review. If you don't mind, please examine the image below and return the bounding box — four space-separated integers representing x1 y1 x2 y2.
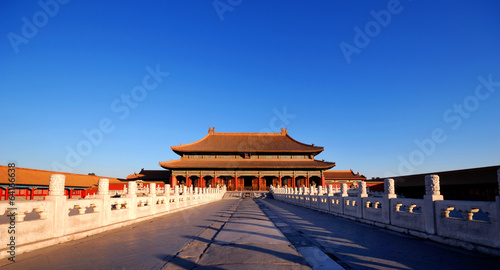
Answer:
1 0 499 179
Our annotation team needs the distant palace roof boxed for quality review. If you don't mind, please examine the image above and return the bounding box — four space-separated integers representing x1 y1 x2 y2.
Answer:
324 170 366 181
171 127 324 154
159 159 335 170
126 169 171 181
0 166 123 188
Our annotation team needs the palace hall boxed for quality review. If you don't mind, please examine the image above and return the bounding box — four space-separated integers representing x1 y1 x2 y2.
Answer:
127 128 366 191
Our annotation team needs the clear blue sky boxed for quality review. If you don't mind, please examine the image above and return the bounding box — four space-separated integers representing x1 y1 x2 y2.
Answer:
1 1 499 179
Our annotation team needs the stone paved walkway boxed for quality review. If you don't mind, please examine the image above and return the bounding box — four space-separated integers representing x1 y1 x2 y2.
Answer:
163 198 317 269
259 198 500 270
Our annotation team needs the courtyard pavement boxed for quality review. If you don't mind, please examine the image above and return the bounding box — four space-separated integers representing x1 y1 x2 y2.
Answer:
1 194 499 269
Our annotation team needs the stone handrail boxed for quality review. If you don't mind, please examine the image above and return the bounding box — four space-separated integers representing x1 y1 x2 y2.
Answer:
0 175 226 259
271 170 500 256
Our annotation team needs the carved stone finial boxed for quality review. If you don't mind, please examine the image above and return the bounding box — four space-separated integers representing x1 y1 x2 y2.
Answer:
384 178 395 195
97 178 109 195
359 181 367 196
425 174 440 196
341 183 348 197
127 181 137 195
149 183 156 195
49 174 65 196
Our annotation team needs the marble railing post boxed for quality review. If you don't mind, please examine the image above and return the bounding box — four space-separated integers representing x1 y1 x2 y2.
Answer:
174 185 180 209
327 185 333 196
340 183 348 215
423 174 443 234
356 181 368 218
149 183 156 196
97 178 109 196
340 183 348 197
127 181 137 219
183 186 188 206
496 169 500 245
358 182 368 198
318 186 324 196
164 184 170 211
149 183 157 214
46 174 67 237
383 178 397 200
383 178 397 224
96 178 110 226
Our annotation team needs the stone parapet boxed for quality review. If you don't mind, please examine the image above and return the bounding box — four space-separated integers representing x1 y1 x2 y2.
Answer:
0 175 226 260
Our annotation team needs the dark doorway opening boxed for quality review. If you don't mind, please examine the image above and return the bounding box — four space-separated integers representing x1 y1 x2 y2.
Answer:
243 176 253 189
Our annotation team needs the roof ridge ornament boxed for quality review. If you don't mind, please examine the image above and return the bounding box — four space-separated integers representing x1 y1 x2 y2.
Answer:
280 127 287 135
208 127 215 134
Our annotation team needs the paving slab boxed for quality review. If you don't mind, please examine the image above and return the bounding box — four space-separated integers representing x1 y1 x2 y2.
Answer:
198 243 307 265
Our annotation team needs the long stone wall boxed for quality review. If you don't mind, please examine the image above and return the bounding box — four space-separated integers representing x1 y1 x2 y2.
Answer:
270 169 500 256
0 175 226 259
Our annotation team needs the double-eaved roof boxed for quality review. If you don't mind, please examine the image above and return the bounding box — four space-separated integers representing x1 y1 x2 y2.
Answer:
161 128 335 170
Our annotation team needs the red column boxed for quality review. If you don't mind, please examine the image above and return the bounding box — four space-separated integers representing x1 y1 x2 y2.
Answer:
321 176 325 187
235 176 239 191
4 187 8 201
279 176 282 187
30 188 35 200
171 175 177 187
258 177 261 191
292 176 296 188
69 189 73 199
186 175 191 187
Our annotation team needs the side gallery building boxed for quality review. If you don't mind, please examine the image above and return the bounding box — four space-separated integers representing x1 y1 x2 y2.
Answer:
127 128 366 191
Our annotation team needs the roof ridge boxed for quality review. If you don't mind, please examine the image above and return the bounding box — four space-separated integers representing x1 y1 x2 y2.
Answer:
211 132 284 136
